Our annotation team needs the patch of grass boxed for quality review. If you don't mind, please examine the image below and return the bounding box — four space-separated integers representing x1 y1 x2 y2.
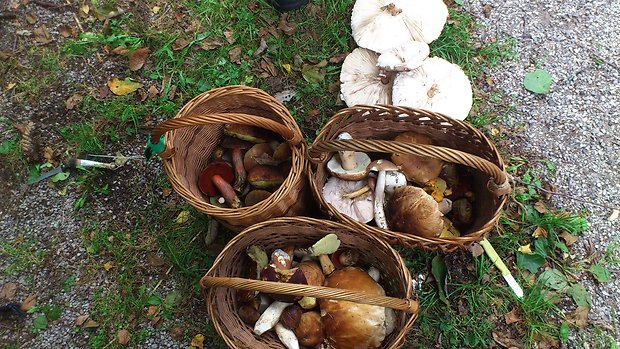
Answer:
8 50 64 102
0 237 45 275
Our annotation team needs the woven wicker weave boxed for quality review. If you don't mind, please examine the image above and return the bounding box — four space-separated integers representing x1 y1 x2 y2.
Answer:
150 86 310 231
200 217 418 349
307 105 510 253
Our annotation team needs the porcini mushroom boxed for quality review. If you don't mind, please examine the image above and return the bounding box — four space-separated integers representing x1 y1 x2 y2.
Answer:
386 186 444 238
340 48 393 107
392 57 473 120
326 133 371 181
221 137 253 192
244 143 274 171
244 189 272 206
198 161 242 208
365 160 407 229
320 267 393 349
322 176 374 224
248 165 287 189
351 0 448 52
223 124 273 143
377 41 430 72
295 312 324 348
390 132 444 185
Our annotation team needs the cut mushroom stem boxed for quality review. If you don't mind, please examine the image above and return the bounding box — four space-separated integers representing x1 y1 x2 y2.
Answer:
254 301 291 335
366 160 403 229
275 323 300 349
318 254 336 275
231 148 246 192
212 175 242 208
341 185 371 199
337 132 356 171
374 170 388 228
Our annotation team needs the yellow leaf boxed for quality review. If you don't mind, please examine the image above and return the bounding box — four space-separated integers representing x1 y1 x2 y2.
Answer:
20 294 37 311
81 4 90 14
103 261 115 271
533 226 548 238
175 210 190 224
191 334 205 349
517 244 533 254
281 63 292 74
151 6 160 14
559 231 578 246
107 77 143 96
5 82 16 91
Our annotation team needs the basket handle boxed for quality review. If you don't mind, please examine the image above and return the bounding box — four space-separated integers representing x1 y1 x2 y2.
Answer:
150 112 303 146
201 275 419 314
307 139 510 196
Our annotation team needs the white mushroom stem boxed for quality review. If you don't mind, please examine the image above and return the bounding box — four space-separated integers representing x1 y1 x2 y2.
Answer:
367 266 381 282
337 132 356 170
275 323 300 349
318 254 336 275
384 171 407 194
254 301 291 335
374 170 389 229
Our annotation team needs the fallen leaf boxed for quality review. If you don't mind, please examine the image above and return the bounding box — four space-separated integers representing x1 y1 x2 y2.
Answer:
64 94 82 110
5 82 16 91
532 226 548 238
112 45 130 55
20 294 37 311
80 3 90 15
42 146 55 162
492 331 523 348
175 210 190 224
0 283 17 300
483 4 493 17
147 305 161 325
103 261 115 271
75 314 89 326
95 84 111 100
146 252 165 267
524 69 552 94
137 89 148 102
148 85 159 98
567 306 589 328
608 209 619 221
34 25 53 44
517 244 533 254
534 201 549 213
589 264 611 283
559 231 578 246
328 53 346 64
253 38 268 56
281 63 292 74
538 268 568 290
301 60 327 84
84 319 100 328
117 329 130 345
431 255 449 305
162 187 173 197
151 6 160 14
26 13 37 24
260 57 277 77
167 85 177 100
58 25 76 38
172 37 189 51
107 77 143 96
228 47 242 64
170 326 183 339
567 284 592 308
504 308 521 324
278 13 297 35
191 334 205 349
469 242 484 257
128 48 150 71
223 29 235 44
199 37 225 50
107 235 114 243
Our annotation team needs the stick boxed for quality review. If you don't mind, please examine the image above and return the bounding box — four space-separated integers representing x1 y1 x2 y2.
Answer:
33 0 70 10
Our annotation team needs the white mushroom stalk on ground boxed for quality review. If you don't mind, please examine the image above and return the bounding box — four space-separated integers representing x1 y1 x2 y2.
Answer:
392 56 473 120
351 0 448 52
340 48 393 107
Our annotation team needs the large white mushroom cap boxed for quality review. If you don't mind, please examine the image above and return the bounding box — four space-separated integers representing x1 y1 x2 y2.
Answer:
340 48 392 107
351 0 448 52
377 41 430 72
392 57 473 120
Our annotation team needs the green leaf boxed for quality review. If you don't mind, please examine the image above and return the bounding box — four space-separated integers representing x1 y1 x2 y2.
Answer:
33 314 48 332
163 290 183 309
516 252 545 273
454 0 464 4
533 238 550 258
567 284 592 308
45 305 62 321
301 60 327 84
524 69 552 94
559 322 569 342
51 171 70 183
589 264 611 283
246 245 269 270
538 268 568 291
147 295 162 306
309 234 341 256
431 255 449 305
0 139 17 154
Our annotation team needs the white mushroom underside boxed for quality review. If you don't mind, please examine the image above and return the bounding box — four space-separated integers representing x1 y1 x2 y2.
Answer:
392 57 473 120
340 48 392 107
352 0 448 52
377 41 430 72
322 176 375 223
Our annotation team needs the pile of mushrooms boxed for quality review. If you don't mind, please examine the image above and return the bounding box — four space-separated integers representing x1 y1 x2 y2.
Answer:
238 234 396 349
322 132 475 239
198 124 292 208
340 0 473 121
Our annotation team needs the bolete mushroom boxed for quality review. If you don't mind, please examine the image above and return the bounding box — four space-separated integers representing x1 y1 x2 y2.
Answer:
223 124 272 143
366 160 407 229
326 133 371 181
392 57 473 120
377 41 430 72
390 132 443 185
248 165 287 189
198 161 242 208
340 48 393 107
244 143 274 171
221 137 253 192
244 189 272 206
386 186 444 238
319 267 394 349
351 0 448 52
295 311 324 348
322 176 374 224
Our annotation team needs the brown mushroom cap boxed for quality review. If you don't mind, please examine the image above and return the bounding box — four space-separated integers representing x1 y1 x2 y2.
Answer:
391 132 443 184
295 311 325 347
319 267 389 349
386 186 444 238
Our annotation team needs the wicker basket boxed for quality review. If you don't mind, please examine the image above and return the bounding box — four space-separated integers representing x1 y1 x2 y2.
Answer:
150 85 310 231
200 217 418 349
307 105 510 253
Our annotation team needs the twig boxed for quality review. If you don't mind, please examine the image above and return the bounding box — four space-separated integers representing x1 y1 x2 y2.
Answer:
101 338 117 349
32 0 70 10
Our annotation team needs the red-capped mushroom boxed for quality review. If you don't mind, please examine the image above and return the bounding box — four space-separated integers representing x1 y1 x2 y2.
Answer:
198 161 242 208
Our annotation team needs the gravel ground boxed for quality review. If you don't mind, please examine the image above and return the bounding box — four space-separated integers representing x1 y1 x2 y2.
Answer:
465 0 620 326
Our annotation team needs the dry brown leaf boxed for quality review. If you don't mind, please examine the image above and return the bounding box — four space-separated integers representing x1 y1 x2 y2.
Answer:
170 326 183 339
483 4 493 18
20 294 37 311
80 3 90 15
103 261 115 271
492 331 524 348
107 77 143 96
95 84 111 100
147 305 161 325
148 85 159 99
223 29 235 44
25 13 37 24
34 25 53 44
75 314 89 326
534 201 549 214
146 252 165 267
112 45 130 55
567 306 589 328
5 82 16 91
167 85 177 100
64 94 82 110
469 242 484 257
84 319 100 328
172 37 189 51
532 226 548 238
0 283 17 300
504 308 521 325
58 25 76 38
328 53 346 64
161 187 172 197
559 231 578 246
253 38 267 56
117 329 130 345
128 48 150 71
481 273 490 284
191 334 205 349
260 57 277 77
42 146 54 162
228 47 242 64
137 89 148 102
199 37 225 51
278 13 297 35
